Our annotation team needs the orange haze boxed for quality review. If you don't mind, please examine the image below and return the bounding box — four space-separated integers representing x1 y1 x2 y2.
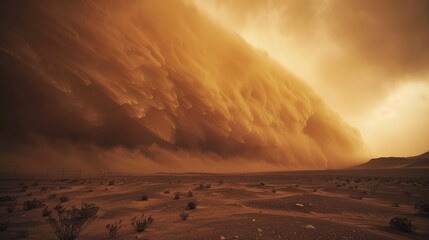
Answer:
0 0 366 173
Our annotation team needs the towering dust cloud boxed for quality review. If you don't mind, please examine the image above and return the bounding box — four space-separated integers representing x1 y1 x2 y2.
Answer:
0 0 365 173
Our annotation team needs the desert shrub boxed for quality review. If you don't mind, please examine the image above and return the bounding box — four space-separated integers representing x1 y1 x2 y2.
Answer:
0 221 8 231
20 186 28 192
15 231 29 239
187 200 197 210
7 206 16 213
164 190 170 194
131 212 153 232
106 220 122 239
218 180 224 185
141 194 149 201
174 193 180 200
48 202 99 240
180 211 189 220
59 196 69 203
188 192 193 197
260 182 265 186
389 217 417 233
42 206 52 217
108 180 115 186
40 186 48 192
26 193 32 197
0 196 16 202
272 189 277 193
415 201 429 216
23 198 44 210
31 181 39 187
350 193 364 200
197 184 211 190
48 194 57 199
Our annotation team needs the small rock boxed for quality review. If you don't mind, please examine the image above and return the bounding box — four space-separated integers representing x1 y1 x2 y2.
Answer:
252 218 256 222
220 236 226 240
257 227 263 233
295 203 304 208
233 235 239 240
305 224 315 230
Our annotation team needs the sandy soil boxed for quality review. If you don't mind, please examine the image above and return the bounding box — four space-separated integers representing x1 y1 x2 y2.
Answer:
0 168 428 240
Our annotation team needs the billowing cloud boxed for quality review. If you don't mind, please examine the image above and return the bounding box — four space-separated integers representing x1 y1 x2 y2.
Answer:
195 0 429 157
0 0 365 173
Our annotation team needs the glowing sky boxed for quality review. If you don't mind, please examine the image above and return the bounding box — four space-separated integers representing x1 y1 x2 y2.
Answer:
194 0 429 157
0 0 427 173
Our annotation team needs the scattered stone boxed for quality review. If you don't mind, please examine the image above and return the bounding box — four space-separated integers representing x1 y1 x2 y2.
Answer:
295 203 304 208
305 224 315 230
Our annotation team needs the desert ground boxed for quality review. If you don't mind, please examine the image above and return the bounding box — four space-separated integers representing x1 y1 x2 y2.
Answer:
0 168 428 240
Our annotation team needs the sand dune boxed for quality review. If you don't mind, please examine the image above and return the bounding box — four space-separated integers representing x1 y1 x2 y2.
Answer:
355 152 429 169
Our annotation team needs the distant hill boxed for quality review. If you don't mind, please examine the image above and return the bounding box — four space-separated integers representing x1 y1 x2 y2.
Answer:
354 151 429 169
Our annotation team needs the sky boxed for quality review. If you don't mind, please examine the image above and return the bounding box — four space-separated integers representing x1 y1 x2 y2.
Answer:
0 0 428 173
194 0 429 158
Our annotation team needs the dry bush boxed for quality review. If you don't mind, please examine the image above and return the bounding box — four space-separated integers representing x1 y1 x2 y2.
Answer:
0 221 8 231
389 216 417 233
59 196 69 203
141 194 149 201
106 220 122 239
23 198 44 210
48 202 99 240
174 193 180 200
15 231 29 239
0 196 16 202
187 200 198 210
131 212 153 232
40 186 48 192
48 194 57 199
179 211 189 220
42 206 52 217
7 206 16 213
415 201 429 216
188 192 193 198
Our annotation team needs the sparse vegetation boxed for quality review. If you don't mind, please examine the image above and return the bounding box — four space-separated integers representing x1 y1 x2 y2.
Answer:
187 200 198 210
180 211 189 220
48 202 99 240
41 186 48 191
131 212 153 232
15 231 29 239
7 206 16 213
272 189 277 193
42 206 52 217
188 192 193 197
0 196 16 202
48 194 57 199
59 196 69 203
108 180 115 186
106 220 122 239
141 194 149 201
20 186 28 192
260 182 265 186
415 201 429 216
174 193 180 200
389 217 416 233
0 221 8 231
23 198 44 210
164 190 170 194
